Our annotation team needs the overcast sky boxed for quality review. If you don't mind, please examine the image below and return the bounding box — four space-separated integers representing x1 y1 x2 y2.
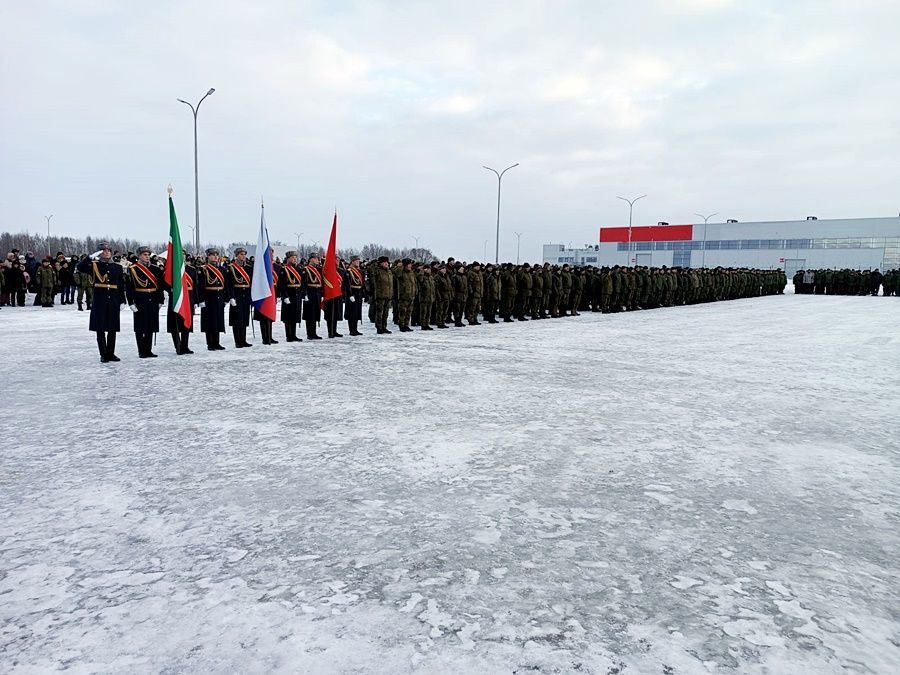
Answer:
2 0 898 260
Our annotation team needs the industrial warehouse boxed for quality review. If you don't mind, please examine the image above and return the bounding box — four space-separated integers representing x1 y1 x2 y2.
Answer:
544 216 900 276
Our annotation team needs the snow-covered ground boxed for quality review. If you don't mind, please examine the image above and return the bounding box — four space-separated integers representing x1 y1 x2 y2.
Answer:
1 292 898 674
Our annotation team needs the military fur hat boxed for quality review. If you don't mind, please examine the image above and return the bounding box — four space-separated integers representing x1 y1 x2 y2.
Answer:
285 250 299 258
234 247 247 255
137 246 152 255
206 247 220 256
377 255 389 263
402 258 413 265
98 242 111 250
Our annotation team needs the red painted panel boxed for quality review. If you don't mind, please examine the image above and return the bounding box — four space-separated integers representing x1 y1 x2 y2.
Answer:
600 224 694 243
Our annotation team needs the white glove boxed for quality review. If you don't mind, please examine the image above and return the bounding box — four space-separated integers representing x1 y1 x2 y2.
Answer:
349 297 355 303
120 303 126 310
129 305 138 313
284 298 291 305
229 299 237 306
199 302 206 309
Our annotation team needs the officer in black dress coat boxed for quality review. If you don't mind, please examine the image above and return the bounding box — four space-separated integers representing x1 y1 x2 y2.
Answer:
278 251 303 342
76 242 126 362
165 254 198 355
125 246 164 358
302 253 323 340
226 247 253 348
197 248 227 350
344 255 365 336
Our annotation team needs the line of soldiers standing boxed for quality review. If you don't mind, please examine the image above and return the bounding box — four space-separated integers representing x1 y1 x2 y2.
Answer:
363 260 787 331
792 268 898 296
78 242 787 361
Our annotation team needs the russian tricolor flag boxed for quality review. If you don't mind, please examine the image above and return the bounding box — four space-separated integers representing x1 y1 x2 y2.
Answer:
251 202 277 321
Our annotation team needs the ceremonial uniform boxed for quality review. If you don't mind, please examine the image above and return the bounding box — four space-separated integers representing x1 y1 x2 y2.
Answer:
198 251 227 350
166 261 198 354
344 260 365 336
125 252 164 358
77 249 126 362
302 261 324 340
226 255 253 347
279 256 304 342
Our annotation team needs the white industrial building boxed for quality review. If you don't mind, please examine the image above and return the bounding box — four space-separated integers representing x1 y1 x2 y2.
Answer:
543 216 900 276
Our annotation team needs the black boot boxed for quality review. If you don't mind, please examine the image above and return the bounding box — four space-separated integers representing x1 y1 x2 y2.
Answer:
144 334 157 358
78 301 83 311
181 330 194 354
307 321 322 340
97 333 109 362
106 333 120 361
136 334 146 358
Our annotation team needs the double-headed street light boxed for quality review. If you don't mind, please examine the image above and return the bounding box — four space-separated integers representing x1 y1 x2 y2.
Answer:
514 231 523 265
177 87 215 253
483 163 519 264
694 212 718 268
616 194 647 250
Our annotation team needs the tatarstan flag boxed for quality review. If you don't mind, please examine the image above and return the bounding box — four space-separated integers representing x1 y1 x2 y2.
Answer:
164 195 192 329
323 212 342 302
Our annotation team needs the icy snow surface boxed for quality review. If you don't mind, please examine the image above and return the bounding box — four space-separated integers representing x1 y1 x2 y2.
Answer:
1 292 899 674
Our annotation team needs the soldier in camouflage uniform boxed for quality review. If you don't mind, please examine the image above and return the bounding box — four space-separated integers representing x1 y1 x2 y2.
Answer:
417 264 435 330
466 261 483 325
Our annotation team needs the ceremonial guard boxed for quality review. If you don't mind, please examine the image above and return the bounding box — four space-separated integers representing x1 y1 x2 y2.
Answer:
166 253 198 355
278 251 303 342
323 259 344 339
255 246 279 345
198 248 227 350
302 253 323 340
76 242 126 362
344 255 365 336
226 247 253 348
126 246 164 358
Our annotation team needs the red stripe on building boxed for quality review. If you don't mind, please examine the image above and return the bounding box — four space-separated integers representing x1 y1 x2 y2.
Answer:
599 224 694 243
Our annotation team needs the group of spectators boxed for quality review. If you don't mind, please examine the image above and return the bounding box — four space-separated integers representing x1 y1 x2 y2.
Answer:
0 250 96 308
792 268 898 296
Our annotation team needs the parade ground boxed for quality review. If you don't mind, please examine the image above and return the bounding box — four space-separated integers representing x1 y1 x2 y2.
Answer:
1 293 898 674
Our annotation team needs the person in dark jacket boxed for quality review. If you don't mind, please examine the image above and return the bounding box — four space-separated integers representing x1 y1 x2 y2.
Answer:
302 253 323 340
226 247 253 348
197 248 227 350
279 251 303 342
76 243 126 362
126 246 164 358
344 256 365 336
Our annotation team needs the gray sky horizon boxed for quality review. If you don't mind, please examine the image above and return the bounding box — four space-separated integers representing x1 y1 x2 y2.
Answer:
2 0 899 261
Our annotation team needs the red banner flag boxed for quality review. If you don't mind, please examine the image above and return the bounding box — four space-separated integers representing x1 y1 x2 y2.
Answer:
323 212 342 302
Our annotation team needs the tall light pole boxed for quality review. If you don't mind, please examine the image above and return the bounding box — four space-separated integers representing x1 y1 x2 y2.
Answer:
514 231 523 265
177 87 215 253
294 232 303 251
412 235 420 262
483 163 519 264
694 212 718 268
616 195 647 254
44 215 53 254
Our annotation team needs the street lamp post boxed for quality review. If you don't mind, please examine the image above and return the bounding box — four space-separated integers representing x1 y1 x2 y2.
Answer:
514 231 523 265
177 87 215 253
45 215 53 255
694 212 718 268
412 235 420 262
294 232 304 251
616 195 646 265
483 163 519 264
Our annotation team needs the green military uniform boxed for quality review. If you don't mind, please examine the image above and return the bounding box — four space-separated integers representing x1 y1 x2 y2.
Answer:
36 259 57 307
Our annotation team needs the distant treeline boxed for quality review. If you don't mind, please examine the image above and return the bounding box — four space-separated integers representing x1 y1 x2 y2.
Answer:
1 231 437 262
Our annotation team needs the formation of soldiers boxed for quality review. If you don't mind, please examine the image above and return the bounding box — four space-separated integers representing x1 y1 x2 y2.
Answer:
792 268 899 296
76 242 790 362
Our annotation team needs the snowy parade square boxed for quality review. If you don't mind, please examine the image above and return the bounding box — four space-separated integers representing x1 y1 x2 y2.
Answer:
1 292 898 673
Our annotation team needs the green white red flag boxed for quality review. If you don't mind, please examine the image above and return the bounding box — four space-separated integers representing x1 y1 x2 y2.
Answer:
164 195 192 329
